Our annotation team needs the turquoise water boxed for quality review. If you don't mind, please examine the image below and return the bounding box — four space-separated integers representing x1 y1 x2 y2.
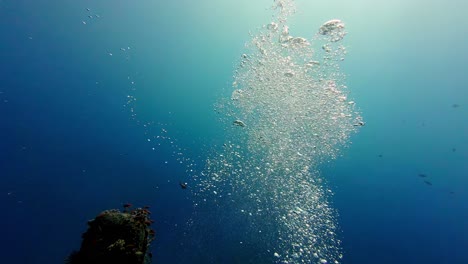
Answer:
1 0 467 263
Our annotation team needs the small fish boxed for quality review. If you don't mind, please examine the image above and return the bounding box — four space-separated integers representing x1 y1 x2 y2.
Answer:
452 104 460 108
423 180 432 186
353 121 365 127
179 182 187 189
377 154 383 158
233 119 246 127
418 174 427 178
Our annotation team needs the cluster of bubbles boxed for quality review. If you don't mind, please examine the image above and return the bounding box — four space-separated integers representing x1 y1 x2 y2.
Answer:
125 93 198 173
82 7 101 25
194 0 362 263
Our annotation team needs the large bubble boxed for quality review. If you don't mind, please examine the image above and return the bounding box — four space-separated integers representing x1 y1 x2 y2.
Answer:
194 1 362 263
319 19 347 42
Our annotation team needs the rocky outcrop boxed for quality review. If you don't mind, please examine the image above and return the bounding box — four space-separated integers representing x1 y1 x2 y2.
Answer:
66 205 155 264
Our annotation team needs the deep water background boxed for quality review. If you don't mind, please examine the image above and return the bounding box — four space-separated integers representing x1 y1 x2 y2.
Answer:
1 0 467 263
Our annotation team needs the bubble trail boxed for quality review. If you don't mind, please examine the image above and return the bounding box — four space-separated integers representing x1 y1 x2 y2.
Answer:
194 1 362 263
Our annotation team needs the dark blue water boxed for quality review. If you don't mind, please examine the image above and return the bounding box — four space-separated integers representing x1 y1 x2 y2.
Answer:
1 0 467 263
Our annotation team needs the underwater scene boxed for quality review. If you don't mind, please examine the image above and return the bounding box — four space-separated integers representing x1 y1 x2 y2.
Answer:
1 0 467 263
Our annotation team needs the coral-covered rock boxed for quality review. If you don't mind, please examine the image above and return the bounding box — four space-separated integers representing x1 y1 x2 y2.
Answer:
66 206 154 264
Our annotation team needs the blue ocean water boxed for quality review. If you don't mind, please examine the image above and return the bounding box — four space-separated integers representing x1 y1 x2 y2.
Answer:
1 0 467 263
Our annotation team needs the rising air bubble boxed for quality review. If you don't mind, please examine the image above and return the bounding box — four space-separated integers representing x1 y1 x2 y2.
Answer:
319 19 346 42
196 1 362 263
